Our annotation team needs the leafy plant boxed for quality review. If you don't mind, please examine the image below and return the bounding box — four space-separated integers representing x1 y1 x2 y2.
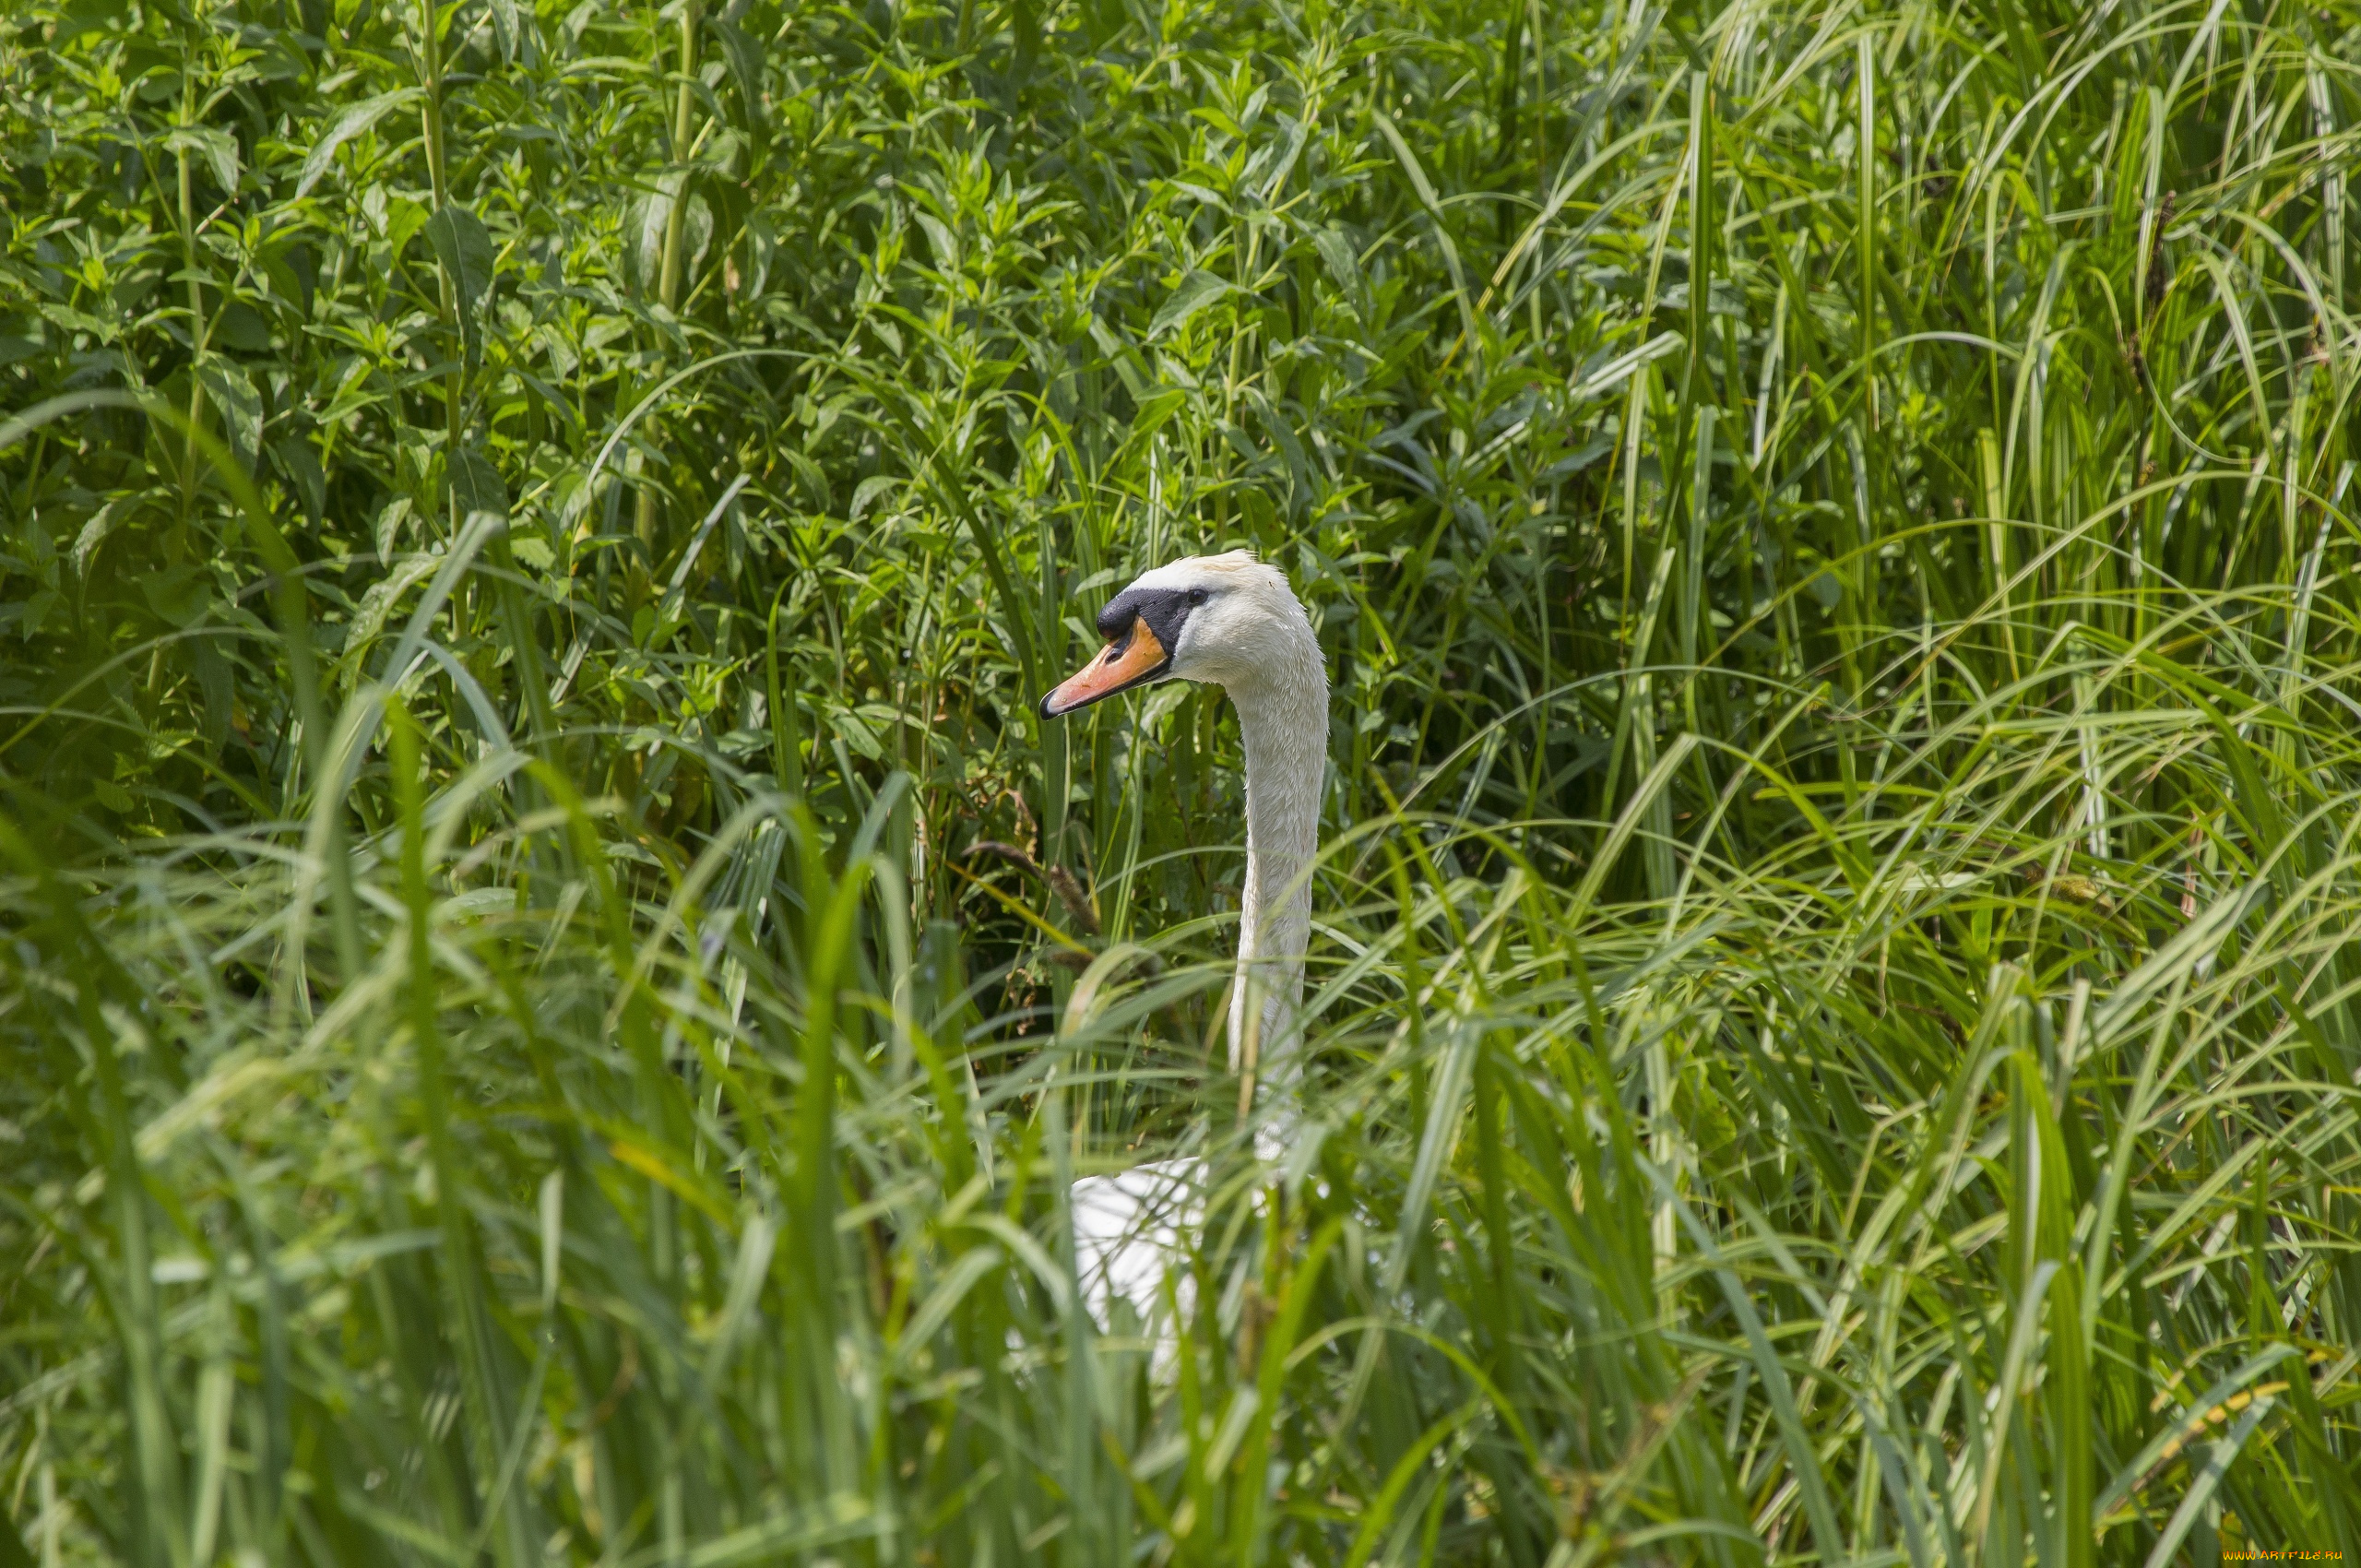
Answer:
3 0 2358 1561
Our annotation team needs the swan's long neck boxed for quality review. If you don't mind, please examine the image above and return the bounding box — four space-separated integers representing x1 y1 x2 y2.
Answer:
1224 630 1328 1110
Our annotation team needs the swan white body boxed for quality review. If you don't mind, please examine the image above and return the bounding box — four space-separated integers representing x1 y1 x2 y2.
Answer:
1042 552 1328 1328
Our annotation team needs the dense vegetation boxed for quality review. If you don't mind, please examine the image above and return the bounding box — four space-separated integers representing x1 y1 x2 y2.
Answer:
5 0 2360 1559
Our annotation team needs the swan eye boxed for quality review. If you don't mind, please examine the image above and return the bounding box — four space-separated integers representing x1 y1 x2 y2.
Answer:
1186 588 1208 606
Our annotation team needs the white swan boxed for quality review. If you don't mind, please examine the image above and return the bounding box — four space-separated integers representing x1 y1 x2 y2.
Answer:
1038 551 1329 1329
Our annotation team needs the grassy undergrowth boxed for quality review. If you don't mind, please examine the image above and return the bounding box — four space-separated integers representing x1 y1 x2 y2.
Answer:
5 0 2361 1561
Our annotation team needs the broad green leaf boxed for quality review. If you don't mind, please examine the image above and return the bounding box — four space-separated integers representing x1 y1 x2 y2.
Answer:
295 88 423 198
423 203 497 363
1148 269 1233 339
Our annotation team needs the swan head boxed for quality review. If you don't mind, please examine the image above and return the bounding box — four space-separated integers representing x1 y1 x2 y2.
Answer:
1039 550 1312 718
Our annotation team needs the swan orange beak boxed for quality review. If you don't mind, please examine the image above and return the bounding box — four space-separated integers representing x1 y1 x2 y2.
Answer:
1039 618 1169 718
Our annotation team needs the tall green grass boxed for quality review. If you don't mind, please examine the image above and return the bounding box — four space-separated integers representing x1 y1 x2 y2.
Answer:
4 0 2360 1560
